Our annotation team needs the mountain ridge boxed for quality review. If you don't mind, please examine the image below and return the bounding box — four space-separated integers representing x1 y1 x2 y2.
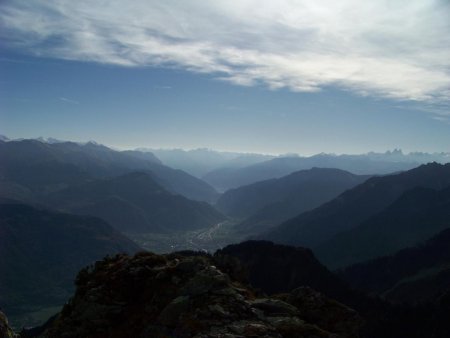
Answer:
315 185 450 269
202 153 426 191
0 139 218 203
338 227 450 304
44 171 226 233
216 167 370 234
262 163 450 250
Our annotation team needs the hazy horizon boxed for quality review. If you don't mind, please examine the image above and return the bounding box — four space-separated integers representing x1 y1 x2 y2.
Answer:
2 133 450 159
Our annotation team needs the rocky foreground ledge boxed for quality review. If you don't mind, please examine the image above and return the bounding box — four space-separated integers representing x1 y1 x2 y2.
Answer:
1 311 18 338
21 251 362 338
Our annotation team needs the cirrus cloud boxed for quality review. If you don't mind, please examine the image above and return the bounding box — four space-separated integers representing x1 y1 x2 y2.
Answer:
1 0 449 109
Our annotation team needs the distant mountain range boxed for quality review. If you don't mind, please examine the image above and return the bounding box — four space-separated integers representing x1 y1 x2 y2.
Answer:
203 152 449 191
0 135 68 144
0 134 10 142
216 168 370 233
261 163 450 268
0 139 218 203
45 172 225 233
3 135 448 193
0 200 140 327
141 147 275 177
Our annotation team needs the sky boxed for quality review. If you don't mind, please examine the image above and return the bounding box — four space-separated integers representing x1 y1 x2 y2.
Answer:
0 0 449 155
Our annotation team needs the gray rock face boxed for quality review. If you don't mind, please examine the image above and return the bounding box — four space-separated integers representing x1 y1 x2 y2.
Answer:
250 299 300 316
276 287 364 338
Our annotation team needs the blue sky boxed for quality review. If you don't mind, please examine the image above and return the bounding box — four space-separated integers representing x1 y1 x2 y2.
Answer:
1 0 449 155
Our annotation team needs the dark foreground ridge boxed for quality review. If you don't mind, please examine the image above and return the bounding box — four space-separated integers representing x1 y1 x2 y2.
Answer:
215 240 351 299
22 251 362 338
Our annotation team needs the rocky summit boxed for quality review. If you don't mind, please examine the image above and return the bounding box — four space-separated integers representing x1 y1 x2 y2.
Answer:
28 251 362 338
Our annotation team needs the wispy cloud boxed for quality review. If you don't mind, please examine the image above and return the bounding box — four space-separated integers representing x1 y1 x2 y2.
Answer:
1 1 449 110
0 57 33 64
59 97 79 105
153 85 172 90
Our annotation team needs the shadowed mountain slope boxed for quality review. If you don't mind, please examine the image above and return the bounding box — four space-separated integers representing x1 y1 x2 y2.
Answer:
0 200 140 326
315 186 450 269
338 227 450 304
262 163 450 250
216 168 369 234
45 172 226 233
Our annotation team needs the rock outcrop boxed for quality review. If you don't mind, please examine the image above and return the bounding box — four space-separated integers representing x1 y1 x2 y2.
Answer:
33 252 362 338
275 287 363 338
0 311 17 338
